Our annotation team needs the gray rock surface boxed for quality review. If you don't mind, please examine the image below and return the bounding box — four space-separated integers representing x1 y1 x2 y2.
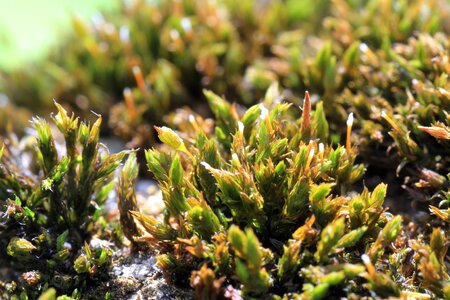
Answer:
93 249 193 300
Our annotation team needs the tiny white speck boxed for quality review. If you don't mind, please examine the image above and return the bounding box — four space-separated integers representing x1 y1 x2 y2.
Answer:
359 43 369 52
132 66 140 74
200 161 212 169
120 26 130 43
238 121 244 132
181 17 192 31
361 254 370 264
347 113 354 127
124 87 132 97
259 104 269 120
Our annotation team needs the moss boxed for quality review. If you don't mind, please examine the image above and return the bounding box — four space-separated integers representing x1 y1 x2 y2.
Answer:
0 0 450 298
0 103 127 298
123 89 432 298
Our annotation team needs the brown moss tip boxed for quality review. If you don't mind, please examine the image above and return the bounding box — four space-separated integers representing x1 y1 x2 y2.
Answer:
301 91 311 135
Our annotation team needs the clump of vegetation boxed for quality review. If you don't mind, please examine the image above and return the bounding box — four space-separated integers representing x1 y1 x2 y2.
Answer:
122 88 448 298
1 0 450 298
329 33 450 218
0 103 126 298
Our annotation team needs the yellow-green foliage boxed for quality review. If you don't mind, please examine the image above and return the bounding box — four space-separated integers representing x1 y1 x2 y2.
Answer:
126 88 420 298
0 103 126 297
1 0 450 298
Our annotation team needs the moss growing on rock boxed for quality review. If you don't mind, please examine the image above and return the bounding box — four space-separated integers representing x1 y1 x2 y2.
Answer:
123 89 446 298
0 103 127 298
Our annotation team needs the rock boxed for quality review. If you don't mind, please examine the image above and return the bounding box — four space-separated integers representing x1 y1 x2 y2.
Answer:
92 249 193 300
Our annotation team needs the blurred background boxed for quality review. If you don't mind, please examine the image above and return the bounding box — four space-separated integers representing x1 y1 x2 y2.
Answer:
0 0 118 70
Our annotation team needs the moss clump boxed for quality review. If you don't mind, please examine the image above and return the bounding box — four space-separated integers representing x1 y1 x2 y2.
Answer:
121 88 448 298
0 103 127 298
0 0 450 298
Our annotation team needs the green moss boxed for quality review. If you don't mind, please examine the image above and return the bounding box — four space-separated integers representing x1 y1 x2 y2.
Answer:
124 88 411 298
0 0 450 298
0 103 126 298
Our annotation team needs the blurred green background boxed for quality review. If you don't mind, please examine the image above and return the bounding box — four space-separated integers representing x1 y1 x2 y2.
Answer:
0 0 119 70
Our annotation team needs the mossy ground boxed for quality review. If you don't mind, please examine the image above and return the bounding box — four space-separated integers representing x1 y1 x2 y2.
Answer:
1 0 450 299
